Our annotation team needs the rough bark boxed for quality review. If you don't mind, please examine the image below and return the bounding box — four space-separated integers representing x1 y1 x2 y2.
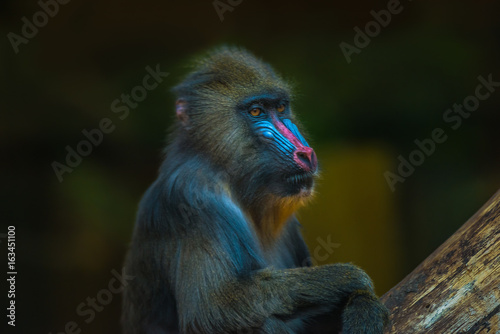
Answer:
381 189 500 333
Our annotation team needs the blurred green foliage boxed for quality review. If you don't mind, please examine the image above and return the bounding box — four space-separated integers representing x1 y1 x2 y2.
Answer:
1 0 499 332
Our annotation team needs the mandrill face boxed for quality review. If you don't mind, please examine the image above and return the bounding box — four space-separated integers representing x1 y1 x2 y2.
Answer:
172 47 318 202
237 90 318 199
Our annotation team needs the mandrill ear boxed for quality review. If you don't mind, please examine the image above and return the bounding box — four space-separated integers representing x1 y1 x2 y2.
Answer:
175 99 189 126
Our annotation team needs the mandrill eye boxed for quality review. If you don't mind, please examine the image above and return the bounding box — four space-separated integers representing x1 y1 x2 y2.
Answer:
250 108 262 117
277 104 285 113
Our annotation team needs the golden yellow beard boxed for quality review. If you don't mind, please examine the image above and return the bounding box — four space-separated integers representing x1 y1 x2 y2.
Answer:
246 191 314 246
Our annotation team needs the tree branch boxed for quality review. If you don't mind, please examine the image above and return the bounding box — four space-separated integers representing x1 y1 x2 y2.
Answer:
381 189 500 333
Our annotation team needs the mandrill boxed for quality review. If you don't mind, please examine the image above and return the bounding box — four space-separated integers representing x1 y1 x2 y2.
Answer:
122 47 389 334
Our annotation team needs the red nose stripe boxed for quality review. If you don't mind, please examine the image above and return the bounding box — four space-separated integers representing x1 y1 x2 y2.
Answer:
271 115 306 150
271 115 315 171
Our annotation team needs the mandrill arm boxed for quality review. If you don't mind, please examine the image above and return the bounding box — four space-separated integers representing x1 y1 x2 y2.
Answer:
169 190 387 334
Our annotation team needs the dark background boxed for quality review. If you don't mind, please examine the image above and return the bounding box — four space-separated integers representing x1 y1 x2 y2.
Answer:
1 0 499 333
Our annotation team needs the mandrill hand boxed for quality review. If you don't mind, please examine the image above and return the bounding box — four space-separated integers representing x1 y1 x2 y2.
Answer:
341 290 389 334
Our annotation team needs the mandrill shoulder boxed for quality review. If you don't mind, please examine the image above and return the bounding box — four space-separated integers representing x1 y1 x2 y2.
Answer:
143 152 244 229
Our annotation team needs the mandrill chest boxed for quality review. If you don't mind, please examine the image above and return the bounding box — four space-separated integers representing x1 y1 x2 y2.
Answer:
244 208 305 269
260 239 300 269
